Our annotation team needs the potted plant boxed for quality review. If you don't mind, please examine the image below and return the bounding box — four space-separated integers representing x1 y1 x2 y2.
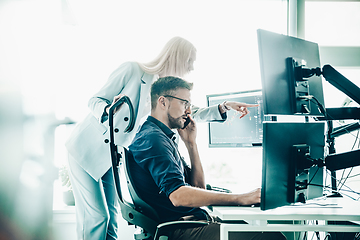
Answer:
59 165 75 206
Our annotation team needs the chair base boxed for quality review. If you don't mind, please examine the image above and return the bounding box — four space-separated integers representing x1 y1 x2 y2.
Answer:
134 227 153 240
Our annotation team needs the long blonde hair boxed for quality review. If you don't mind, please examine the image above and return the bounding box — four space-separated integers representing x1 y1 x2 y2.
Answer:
137 36 196 78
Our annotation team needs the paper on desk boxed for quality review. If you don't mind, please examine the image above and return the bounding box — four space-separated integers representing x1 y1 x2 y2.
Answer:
284 201 341 208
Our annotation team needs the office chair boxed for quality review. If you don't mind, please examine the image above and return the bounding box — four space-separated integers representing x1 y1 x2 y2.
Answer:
108 97 208 240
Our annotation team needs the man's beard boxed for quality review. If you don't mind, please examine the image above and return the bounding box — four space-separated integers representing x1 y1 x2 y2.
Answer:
167 112 185 129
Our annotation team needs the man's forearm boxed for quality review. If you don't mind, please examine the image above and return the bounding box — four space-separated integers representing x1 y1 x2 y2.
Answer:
169 185 259 208
185 142 205 189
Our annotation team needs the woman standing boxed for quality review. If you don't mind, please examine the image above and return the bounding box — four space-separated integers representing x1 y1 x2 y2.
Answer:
65 36 255 240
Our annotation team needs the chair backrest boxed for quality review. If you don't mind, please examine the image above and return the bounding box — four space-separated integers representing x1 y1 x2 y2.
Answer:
111 145 160 237
108 97 162 238
111 145 210 240
122 147 162 221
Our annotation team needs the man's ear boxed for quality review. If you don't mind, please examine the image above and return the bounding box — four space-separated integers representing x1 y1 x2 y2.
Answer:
158 96 167 109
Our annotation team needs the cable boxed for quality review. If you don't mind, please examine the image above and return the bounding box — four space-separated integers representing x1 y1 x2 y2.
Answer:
324 233 333 240
309 96 360 140
352 129 360 150
344 172 360 179
307 182 360 196
324 169 331 195
299 95 360 204
324 170 360 199
309 96 327 117
310 96 360 190
338 167 353 191
307 165 321 186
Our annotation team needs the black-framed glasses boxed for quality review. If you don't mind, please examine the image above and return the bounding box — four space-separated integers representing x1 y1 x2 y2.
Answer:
163 95 192 110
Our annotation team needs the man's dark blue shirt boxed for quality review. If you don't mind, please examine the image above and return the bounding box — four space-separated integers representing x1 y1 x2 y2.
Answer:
128 116 208 223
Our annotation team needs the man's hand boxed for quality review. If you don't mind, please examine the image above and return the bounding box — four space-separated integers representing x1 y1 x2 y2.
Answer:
236 188 261 206
227 102 259 119
177 115 205 189
177 115 197 146
106 93 126 115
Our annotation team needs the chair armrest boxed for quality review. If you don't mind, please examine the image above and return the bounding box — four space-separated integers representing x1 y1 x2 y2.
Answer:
154 221 208 240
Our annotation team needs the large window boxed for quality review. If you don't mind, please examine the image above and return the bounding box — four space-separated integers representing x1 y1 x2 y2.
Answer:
6 0 359 207
304 1 360 108
2 1 358 238
54 0 288 195
305 1 360 46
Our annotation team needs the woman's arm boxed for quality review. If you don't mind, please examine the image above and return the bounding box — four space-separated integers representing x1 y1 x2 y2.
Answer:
191 105 225 123
88 62 135 122
191 101 259 123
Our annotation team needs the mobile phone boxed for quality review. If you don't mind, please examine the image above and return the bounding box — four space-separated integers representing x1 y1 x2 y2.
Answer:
182 117 191 129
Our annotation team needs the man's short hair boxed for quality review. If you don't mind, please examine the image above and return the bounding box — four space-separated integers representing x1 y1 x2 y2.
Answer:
151 76 193 109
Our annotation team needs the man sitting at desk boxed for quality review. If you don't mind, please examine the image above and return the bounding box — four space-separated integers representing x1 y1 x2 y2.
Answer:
128 76 286 240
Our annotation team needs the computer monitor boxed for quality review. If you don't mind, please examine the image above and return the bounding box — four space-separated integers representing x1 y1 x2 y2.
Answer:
257 29 325 116
261 122 325 211
206 90 264 147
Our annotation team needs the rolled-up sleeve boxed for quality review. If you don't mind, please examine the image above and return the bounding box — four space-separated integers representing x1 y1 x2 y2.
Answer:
191 105 227 122
131 134 186 197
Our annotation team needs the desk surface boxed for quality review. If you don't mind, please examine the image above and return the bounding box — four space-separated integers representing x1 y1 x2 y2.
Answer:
212 197 360 222
211 197 360 240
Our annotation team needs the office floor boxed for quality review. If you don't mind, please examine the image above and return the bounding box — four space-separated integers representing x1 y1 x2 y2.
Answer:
52 181 135 240
52 206 136 240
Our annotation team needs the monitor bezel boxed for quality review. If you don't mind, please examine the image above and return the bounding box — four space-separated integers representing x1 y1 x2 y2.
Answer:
257 29 325 116
206 89 263 148
261 122 325 211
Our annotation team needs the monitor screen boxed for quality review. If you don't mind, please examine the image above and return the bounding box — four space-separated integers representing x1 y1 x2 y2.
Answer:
257 29 325 116
207 90 264 147
261 122 325 211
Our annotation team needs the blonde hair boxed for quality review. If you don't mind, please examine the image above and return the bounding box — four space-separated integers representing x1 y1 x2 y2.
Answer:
137 36 196 78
